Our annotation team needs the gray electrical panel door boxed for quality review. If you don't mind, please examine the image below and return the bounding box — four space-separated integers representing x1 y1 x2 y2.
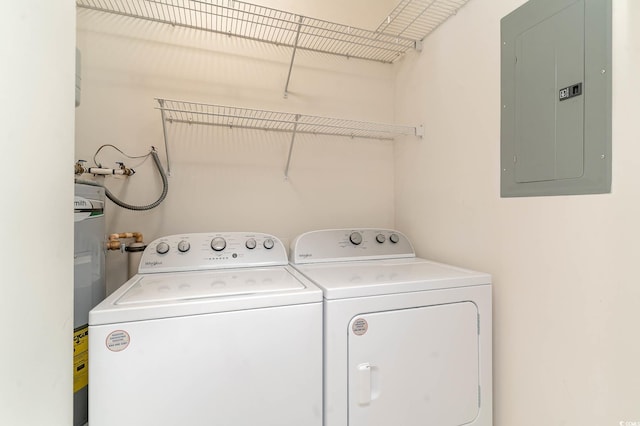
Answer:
501 0 611 197
514 1 584 183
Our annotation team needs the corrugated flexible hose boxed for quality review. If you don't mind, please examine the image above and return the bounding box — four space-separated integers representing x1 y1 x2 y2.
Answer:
104 149 168 211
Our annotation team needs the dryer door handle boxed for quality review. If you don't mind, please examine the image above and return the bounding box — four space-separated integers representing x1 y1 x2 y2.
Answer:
357 363 371 405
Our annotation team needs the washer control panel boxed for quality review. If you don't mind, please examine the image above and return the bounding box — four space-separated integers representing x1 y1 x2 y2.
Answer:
290 229 415 264
139 232 287 273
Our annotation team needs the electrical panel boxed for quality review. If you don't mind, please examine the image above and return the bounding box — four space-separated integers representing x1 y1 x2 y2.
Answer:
500 0 611 197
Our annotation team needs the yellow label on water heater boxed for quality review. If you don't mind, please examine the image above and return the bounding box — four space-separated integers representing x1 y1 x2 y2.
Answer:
73 325 89 393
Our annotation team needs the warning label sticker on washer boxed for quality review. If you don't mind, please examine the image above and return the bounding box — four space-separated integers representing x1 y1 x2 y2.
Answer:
73 325 89 393
106 330 130 352
352 318 368 336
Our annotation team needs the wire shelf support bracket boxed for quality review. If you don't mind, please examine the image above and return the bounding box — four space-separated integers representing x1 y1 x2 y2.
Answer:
157 98 173 176
284 16 303 99
283 114 300 179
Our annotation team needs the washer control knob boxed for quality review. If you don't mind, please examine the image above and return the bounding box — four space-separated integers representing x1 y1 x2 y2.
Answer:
389 233 400 244
210 237 227 252
177 240 190 253
245 238 257 250
349 232 363 245
375 234 386 243
263 238 275 250
156 241 170 254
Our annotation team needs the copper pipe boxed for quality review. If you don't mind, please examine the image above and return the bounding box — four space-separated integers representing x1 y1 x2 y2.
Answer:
106 232 144 250
109 232 144 243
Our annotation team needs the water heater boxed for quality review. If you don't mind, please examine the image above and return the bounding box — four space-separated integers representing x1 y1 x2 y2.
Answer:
74 181 106 426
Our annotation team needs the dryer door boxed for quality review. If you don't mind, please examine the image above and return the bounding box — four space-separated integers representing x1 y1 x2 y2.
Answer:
348 302 479 426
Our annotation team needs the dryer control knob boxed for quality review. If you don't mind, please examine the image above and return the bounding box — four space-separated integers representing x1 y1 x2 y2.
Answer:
349 232 363 245
245 238 257 250
389 233 400 244
375 234 386 243
210 237 227 252
156 241 170 254
263 238 275 250
177 240 190 253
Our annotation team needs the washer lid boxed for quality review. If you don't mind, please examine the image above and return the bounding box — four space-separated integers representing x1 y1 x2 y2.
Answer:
89 266 322 325
292 258 491 300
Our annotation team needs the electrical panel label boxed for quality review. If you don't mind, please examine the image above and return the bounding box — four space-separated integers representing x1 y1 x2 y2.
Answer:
559 82 583 101
73 325 89 393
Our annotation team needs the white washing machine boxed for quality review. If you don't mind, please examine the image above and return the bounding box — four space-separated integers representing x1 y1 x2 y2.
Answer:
89 232 323 426
290 229 492 426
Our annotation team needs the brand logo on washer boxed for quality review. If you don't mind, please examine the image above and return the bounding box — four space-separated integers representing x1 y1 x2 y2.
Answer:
298 253 313 259
352 318 368 336
144 260 163 267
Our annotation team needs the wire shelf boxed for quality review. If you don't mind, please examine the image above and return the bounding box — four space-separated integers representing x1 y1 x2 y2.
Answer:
77 0 471 63
156 99 418 140
375 0 471 41
155 98 422 177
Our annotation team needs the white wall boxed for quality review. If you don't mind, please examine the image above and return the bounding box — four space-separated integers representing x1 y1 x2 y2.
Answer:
394 1 640 425
76 5 399 292
1 2 75 425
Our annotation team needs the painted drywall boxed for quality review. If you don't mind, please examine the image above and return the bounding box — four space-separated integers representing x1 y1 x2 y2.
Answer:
394 0 640 425
1 2 75 425
75 4 400 292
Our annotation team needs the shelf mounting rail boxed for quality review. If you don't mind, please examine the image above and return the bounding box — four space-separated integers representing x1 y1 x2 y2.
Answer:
155 98 423 178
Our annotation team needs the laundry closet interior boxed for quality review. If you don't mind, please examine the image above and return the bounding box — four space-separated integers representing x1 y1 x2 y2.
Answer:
69 0 638 425
75 0 414 297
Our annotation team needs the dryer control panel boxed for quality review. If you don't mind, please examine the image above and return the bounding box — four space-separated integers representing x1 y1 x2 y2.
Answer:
290 229 415 264
139 232 287 273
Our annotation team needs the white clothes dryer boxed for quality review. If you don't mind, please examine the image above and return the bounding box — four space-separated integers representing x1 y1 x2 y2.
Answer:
290 229 492 426
89 232 323 426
